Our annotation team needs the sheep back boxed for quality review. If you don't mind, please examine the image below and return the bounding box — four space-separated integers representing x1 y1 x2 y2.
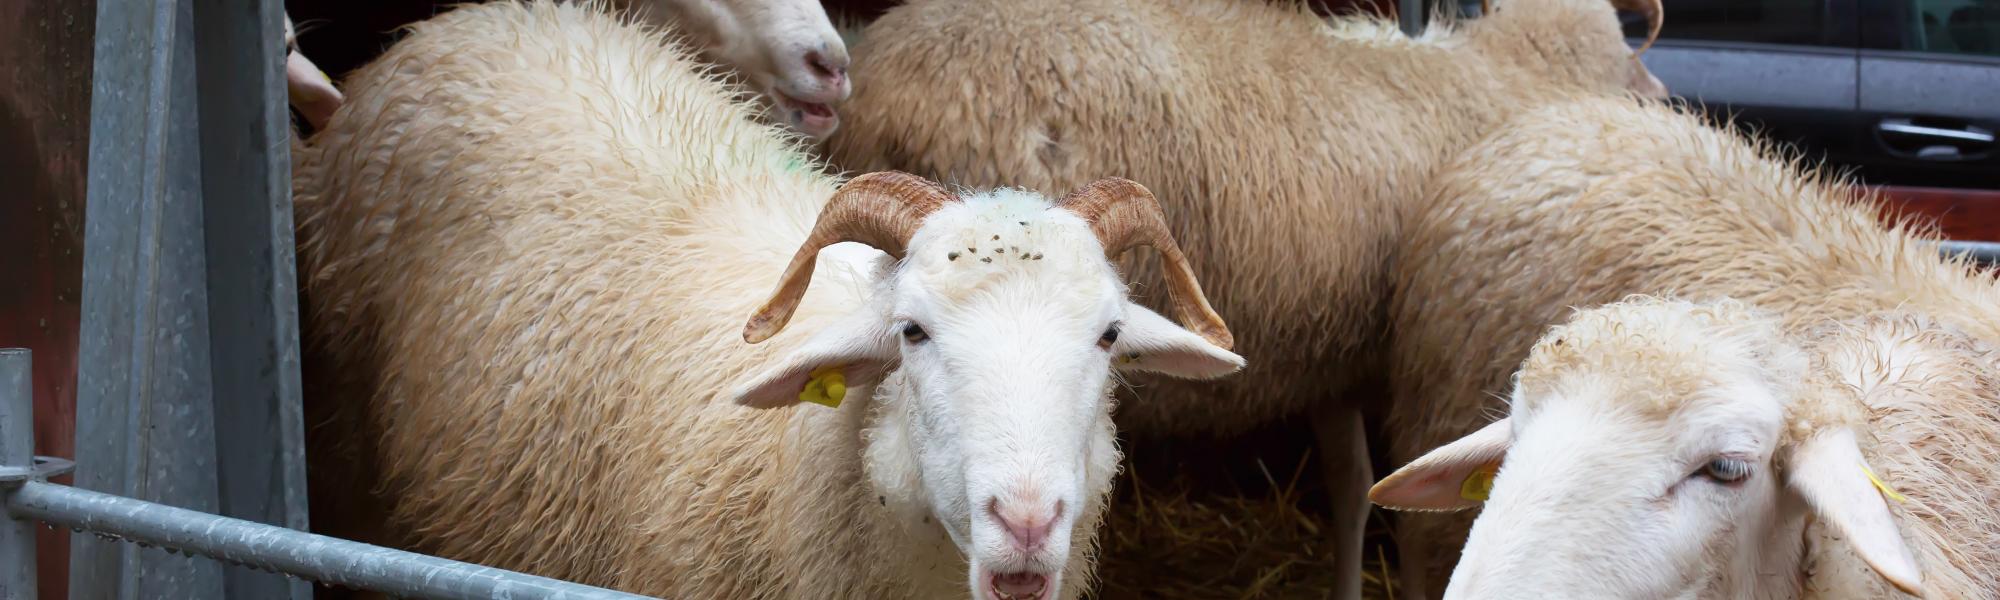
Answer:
825 0 1652 435
292 2 935 597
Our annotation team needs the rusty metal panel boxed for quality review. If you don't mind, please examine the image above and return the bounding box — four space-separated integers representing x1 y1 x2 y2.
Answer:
0 1 94 598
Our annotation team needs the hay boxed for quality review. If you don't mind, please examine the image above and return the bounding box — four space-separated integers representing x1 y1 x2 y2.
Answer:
1091 451 1398 600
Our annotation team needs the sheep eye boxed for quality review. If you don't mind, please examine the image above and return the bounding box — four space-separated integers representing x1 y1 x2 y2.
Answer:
1097 324 1120 350
902 323 928 344
1698 457 1752 484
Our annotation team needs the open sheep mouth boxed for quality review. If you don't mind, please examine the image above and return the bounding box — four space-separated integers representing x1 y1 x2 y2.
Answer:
988 572 1049 600
773 91 838 137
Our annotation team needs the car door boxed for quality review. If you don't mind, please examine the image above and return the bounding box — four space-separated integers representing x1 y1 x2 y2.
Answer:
1626 0 1868 170
1855 0 2000 189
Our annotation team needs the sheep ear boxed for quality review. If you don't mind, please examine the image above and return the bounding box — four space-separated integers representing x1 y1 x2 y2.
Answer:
731 309 896 409
1370 418 1511 511
285 50 343 130
1111 302 1245 380
1788 428 1924 596
1628 60 1669 98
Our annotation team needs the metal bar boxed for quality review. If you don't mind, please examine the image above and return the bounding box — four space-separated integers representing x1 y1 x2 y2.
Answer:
1 349 33 600
1943 240 2000 265
190 0 312 595
77 0 227 595
1399 0 1426 35
6 482 656 600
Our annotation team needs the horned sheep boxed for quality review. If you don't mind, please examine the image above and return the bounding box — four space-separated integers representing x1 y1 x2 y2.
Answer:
822 0 1665 592
291 3 1242 599
1377 297 2000 599
1375 95 2000 596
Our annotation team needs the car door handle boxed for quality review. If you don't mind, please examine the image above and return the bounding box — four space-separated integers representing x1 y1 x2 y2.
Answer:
1879 119 1995 144
1876 118 1995 161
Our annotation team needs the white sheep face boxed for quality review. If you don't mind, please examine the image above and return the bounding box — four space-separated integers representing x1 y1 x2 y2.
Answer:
736 189 1243 600
625 0 850 138
1448 374 1795 599
1370 298 1926 600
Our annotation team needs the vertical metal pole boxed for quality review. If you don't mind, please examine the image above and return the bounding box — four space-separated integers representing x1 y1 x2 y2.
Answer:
1 349 33 600
76 0 227 596
1400 0 1426 35
191 0 312 595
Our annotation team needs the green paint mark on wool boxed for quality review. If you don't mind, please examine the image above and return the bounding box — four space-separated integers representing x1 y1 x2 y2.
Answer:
780 153 809 174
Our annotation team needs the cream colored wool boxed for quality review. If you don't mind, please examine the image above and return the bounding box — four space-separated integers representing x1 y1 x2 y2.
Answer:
1386 95 2000 597
291 2 1130 597
1791 312 2000 599
824 0 1663 435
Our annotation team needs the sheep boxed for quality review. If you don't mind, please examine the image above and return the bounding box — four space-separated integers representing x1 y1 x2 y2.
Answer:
1372 296 2000 599
284 0 848 138
1374 95 2000 597
821 0 1663 592
290 2 1243 599
612 0 851 138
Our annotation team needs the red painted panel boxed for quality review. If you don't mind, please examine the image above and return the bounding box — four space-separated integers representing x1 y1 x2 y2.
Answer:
1874 185 2000 242
0 2 93 599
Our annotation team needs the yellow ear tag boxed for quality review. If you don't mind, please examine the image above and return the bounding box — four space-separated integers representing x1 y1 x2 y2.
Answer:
1861 463 1907 503
1460 464 1498 502
799 366 847 408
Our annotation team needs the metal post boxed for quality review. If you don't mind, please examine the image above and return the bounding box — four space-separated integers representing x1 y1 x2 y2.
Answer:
1943 240 2000 265
1 349 33 600
77 0 227 595
1400 0 1426 35
191 0 312 595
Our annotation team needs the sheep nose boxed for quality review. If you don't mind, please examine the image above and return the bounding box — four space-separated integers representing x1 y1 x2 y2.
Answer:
988 495 1063 553
803 49 847 90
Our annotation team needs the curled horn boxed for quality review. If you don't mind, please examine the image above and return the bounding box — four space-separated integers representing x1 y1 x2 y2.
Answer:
1609 0 1663 56
1059 178 1234 350
743 171 956 343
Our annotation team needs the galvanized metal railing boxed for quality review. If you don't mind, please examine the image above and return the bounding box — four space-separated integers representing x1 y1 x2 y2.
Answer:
1943 240 2000 265
0 349 657 600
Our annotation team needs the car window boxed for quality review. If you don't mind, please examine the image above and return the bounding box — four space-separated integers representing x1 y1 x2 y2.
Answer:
1888 0 2000 56
1616 0 1854 48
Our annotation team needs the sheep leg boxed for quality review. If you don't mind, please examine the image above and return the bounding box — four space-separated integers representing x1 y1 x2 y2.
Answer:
1310 401 1371 600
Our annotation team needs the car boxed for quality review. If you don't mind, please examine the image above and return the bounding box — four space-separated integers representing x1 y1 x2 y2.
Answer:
1448 0 2000 261
1618 0 2000 261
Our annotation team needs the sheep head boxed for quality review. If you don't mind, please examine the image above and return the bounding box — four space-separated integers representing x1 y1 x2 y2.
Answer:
284 13 343 131
735 172 1244 600
621 0 851 139
1370 297 1924 599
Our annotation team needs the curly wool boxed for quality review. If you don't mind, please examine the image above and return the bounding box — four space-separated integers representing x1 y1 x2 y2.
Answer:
1793 313 2000 599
